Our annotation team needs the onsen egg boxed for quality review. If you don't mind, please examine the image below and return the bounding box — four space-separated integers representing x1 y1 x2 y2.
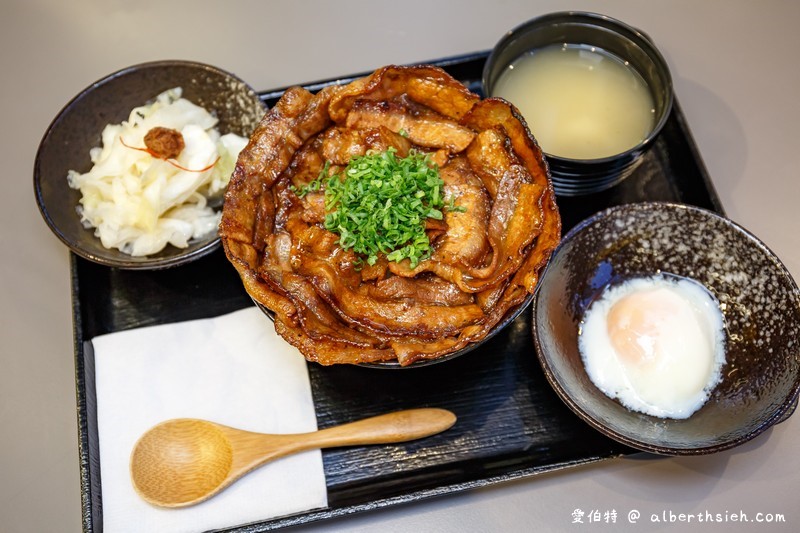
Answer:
578 275 726 419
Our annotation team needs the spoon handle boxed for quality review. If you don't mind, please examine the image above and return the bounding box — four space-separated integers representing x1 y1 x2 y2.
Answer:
225 408 456 483
304 407 457 448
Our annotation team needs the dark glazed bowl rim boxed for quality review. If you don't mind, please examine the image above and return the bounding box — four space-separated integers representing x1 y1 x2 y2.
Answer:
34 59 266 270
531 201 800 455
482 10 674 165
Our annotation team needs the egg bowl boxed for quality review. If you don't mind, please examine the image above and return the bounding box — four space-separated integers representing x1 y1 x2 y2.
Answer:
532 202 800 455
34 60 266 269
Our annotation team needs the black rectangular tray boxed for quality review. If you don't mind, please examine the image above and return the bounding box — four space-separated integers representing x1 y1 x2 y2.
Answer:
73 51 724 532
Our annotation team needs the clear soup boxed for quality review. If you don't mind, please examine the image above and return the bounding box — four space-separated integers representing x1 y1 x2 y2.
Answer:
493 44 656 160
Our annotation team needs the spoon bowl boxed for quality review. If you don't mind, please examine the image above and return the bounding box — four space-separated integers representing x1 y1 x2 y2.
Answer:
130 408 456 507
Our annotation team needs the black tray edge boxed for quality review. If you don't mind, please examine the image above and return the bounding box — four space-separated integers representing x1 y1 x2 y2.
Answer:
668 98 725 216
72 253 98 533
257 50 491 103
209 454 623 532
69 51 732 533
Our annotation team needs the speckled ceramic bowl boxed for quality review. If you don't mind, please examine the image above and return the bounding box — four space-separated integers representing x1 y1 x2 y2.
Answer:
532 202 800 455
34 60 266 269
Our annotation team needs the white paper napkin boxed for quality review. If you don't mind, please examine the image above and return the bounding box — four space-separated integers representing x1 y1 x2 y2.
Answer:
93 306 328 533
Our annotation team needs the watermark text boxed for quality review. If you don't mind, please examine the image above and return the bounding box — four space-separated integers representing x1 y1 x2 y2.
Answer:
571 508 786 525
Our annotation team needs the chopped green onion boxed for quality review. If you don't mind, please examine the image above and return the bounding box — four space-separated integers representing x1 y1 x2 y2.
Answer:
294 148 462 268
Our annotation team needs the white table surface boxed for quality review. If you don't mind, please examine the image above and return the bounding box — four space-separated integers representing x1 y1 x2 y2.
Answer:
2 1 798 531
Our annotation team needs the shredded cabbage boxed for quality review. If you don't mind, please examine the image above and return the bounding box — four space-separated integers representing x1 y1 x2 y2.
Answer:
67 87 249 256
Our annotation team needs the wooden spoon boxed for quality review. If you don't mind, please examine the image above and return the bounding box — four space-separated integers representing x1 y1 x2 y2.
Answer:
130 407 456 508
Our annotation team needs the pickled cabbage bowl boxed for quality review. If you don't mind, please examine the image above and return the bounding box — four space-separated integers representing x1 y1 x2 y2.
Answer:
34 60 266 269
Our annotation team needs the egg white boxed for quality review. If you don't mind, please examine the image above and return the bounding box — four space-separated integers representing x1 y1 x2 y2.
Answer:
578 274 726 419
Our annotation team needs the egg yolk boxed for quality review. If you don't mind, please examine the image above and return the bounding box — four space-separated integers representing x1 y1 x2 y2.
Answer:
606 288 685 366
